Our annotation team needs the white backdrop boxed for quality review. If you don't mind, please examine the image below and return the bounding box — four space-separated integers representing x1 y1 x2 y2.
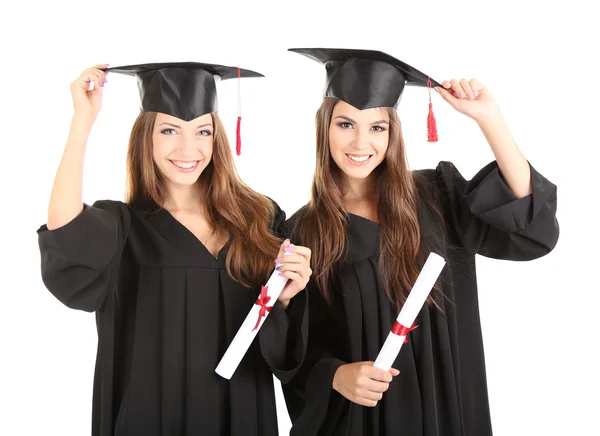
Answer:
2 0 598 435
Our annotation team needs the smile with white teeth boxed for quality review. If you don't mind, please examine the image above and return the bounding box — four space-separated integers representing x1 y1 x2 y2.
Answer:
346 154 371 162
171 160 199 168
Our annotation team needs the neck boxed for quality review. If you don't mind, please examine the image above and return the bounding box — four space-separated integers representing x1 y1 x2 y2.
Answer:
162 181 206 212
340 173 377 201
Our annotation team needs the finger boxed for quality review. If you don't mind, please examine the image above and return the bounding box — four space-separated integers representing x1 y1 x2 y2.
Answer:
277 261 309 276
275 254 307 266
351 396 378 407
469 78 485 96
460 78 475 99
362 379 390 393
357 388 384 401
450 79 466 99
85 70 105 89
363 366 393 383
278 270 303 282
390 368 400 376
284 244 312 260
275 239 292 264
435 86 460 110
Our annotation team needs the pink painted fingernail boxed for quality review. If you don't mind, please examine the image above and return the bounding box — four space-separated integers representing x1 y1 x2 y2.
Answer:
275 258 282 263
278 272 284 276
285 245 295 253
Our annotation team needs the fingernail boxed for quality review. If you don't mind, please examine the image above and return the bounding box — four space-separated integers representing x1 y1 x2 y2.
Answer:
278 272 284 276
275 258 282 263
284 239 290 244
469 93 475 99
284 245 295 253
275 266 282 271
460 93 466 98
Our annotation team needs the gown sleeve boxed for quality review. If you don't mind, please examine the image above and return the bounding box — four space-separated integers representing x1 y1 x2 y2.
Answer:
258 200 309 384
429 160 559 260
281 279 347 435
36 200 130 312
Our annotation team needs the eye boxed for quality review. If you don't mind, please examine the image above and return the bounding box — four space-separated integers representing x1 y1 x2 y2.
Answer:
160 128 177 135
338 122 353 129
198 129 213 136
371 125 387 132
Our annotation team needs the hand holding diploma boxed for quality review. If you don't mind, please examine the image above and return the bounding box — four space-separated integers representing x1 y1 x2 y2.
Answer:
215 239 312 380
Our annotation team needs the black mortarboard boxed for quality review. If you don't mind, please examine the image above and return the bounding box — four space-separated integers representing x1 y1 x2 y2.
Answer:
104 62 264 154
288 48 441 141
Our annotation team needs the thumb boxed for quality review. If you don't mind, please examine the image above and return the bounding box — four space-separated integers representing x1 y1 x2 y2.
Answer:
435 86 459 109
390 368 400 376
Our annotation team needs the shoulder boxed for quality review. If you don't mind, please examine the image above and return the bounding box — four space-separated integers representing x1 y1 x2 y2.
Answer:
412 161 468 198
87 200 134 226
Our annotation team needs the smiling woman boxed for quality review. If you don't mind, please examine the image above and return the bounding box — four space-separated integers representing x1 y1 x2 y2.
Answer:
35 62 312 436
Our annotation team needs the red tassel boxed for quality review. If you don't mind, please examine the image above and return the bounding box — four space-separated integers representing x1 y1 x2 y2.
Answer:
236 116 242 155
236 66 242 155
427 103 438 142
427 77 438 142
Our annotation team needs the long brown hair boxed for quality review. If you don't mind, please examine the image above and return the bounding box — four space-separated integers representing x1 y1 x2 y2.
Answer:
125 111 281 287
294 97 435 309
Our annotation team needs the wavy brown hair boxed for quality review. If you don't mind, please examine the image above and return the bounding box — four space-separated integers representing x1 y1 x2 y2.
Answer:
294 97 437 309
124 111 281 287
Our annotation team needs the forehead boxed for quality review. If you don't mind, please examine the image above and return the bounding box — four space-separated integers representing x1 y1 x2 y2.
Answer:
332 100 389 121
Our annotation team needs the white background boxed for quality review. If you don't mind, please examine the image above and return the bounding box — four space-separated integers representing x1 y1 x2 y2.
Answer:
1 0 598 434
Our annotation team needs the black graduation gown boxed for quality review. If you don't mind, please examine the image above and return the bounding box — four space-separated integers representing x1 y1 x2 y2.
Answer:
282 161 559 436
37 199 308 436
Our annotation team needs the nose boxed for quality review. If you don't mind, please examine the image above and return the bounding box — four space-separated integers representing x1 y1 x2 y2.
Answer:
177 133 198 153
351 128 370 150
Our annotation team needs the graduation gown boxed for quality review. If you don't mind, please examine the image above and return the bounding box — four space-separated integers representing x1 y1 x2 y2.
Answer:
282 161 559 436
37 199 307 436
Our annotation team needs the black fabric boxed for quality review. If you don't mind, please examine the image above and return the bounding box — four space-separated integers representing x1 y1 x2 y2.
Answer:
37 199 307 436
105 62 263 120
289 48 441 109
282 161 559 436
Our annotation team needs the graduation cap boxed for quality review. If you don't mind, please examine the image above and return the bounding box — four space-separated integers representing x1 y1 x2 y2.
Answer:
104 62 264 154
288 48 441 142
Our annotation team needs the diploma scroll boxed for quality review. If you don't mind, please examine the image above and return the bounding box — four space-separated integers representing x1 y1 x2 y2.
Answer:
215 257 290 379
373 252 446 371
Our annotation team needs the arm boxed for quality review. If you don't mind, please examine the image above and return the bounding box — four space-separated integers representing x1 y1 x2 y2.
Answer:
37 65 128 312
259 203 311 382
432 79 559 260
48 65 109 230
437 78 531 198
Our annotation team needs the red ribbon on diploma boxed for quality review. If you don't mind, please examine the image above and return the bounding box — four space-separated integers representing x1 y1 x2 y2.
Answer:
391 321 419 344
252 286 272 331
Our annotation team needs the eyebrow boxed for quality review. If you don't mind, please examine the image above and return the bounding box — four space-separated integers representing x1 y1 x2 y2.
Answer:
334 116 389 125
158 122 213 129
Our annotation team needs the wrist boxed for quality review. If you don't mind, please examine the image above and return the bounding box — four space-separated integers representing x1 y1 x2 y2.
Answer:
71 113 95 132
279 298 291 310
474 107 503 127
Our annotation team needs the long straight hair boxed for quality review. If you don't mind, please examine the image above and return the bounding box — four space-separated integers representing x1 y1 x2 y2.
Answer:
124 111 281 287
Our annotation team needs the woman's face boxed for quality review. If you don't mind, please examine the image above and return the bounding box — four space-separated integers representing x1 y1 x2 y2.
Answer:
152 112 214 188
328 100 390 181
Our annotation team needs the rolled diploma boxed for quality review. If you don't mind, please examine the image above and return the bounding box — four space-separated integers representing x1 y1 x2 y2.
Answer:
373 252 446 371
215 263 289 379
